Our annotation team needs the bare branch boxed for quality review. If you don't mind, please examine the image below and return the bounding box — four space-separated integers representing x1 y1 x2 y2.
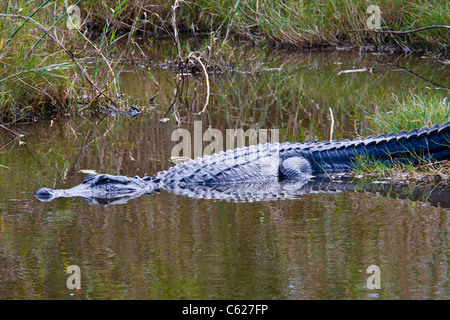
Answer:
374 25 449 35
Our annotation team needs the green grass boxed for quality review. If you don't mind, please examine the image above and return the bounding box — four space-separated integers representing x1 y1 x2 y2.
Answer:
0 0 136 122
368 92 450 133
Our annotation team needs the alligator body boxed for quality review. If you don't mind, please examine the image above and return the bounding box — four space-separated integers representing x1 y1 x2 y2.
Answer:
35 122 450 203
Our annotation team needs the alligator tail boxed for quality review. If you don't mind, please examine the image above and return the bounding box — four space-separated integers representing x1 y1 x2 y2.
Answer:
307 121 450 173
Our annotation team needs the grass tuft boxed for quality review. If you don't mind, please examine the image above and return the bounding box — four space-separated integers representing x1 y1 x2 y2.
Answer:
368 92 450 134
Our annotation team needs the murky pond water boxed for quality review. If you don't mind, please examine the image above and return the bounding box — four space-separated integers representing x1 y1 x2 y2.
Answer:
0 42 449 299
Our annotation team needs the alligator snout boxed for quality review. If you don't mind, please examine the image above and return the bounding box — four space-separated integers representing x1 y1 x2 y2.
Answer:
34 187 55 201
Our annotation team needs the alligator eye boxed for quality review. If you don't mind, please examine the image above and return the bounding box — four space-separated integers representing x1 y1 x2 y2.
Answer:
96 176 110 184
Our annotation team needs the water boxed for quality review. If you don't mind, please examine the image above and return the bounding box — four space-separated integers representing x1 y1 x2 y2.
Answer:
0 42 449 299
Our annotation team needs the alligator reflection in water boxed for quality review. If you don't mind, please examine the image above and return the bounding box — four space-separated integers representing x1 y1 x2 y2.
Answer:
34 173 450 208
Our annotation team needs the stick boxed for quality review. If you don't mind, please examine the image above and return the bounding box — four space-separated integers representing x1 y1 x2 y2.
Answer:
329 108 334 141
350 25 450 34
338 68 375 75
0 124 23 138
374 25 449 35
376 61 450 90
171 0 183 58
189 53 211 115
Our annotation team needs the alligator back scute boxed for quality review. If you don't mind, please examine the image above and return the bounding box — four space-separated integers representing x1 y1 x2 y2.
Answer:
417 126 428 137
159 142 281 184
384 133 402 155
395 131 408 151
427 123 450 153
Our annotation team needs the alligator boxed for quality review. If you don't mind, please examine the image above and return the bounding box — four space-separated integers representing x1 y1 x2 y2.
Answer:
34 122 450 204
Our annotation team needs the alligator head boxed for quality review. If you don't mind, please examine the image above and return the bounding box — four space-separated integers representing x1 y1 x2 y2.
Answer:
34 173 156 204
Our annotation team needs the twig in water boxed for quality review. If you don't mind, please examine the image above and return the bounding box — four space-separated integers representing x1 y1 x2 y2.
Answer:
0 124 24 149
329 107 334 141
0 124 23 138
188 53 210 115
376 61 450 90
